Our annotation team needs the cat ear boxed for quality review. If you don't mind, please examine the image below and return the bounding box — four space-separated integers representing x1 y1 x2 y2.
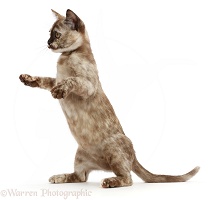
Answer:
51 9 64 20
65 9 81 31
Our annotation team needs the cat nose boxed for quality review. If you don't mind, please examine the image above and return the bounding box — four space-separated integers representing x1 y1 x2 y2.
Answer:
47 39 51 46
47 40 53 49
48 36 55 45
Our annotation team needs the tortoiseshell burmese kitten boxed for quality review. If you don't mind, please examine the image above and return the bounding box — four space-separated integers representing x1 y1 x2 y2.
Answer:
19 9 199 188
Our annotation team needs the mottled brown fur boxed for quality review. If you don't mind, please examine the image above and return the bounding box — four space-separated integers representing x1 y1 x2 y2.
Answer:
19 9 200 188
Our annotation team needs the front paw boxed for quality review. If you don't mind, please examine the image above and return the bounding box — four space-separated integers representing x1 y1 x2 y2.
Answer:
19 74 39 87
51 82 69 99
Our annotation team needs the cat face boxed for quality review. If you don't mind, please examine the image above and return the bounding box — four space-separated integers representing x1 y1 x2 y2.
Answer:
48 9 85 53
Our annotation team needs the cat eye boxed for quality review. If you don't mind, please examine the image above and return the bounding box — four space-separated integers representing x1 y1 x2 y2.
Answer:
55 32 61 39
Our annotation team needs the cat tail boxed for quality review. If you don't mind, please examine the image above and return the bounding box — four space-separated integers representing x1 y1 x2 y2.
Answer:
132 158 200 183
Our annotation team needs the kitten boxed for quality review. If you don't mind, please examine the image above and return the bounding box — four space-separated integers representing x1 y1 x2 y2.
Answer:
19 9 200 188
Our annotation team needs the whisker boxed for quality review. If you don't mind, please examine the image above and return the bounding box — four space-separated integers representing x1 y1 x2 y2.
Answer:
26 44 50 67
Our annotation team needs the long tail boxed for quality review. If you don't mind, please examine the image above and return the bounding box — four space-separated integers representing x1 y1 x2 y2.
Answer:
132 158 200 183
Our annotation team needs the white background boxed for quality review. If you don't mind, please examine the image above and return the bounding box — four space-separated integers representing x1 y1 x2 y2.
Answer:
0 0 210 199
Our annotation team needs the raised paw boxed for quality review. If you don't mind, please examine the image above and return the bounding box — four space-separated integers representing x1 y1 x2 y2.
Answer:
19 74 40 87
51 82 69 99
49 174 67 184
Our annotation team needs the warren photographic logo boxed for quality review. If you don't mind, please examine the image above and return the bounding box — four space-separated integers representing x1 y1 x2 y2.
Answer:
0 188 92 199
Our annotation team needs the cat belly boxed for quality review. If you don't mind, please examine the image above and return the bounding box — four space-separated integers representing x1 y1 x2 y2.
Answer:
59 97 105 148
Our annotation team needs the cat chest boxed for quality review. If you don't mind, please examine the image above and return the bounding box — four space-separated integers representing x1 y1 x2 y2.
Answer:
56 65 76 83
56 53 84 83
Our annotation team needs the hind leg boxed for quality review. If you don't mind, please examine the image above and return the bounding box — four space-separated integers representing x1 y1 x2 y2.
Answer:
101 168 133 188
101 135 135 188
49 147 99 183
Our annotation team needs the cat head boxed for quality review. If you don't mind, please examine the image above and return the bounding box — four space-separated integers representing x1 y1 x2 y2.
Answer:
48 9 86 53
